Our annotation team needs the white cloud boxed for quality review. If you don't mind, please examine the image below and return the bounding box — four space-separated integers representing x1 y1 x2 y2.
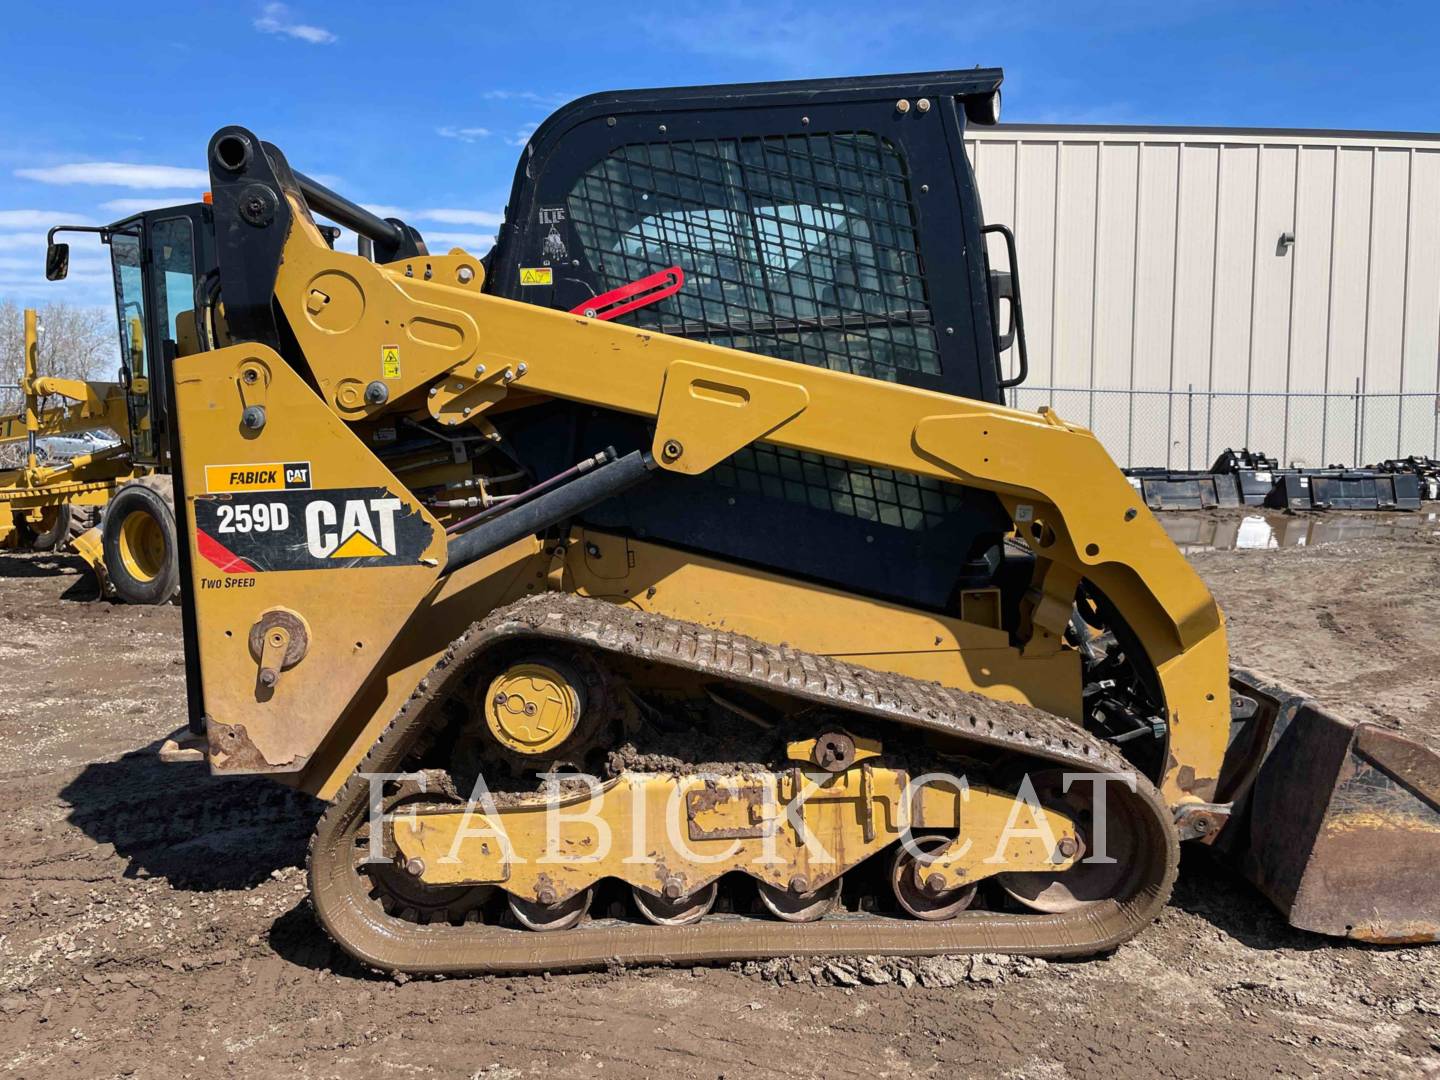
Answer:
479 90 571 106
0 232 112 304
508 123 539 149
426 232 496 253
0 234 111 290
253 3 336 44
15 162 209 189
436 126 493 143
99 197 192 215
360 206 505 229
0 232 46 251
0 237 110 303
0 210 95 228
420 209 504 228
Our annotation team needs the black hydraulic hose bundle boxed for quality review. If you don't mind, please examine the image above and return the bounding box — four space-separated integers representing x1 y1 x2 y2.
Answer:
444 448 616 537
445 449 656 574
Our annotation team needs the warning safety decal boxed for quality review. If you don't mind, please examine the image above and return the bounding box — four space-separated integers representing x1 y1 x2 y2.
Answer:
381 344 401 379
193 488 434 573
519 266 553 286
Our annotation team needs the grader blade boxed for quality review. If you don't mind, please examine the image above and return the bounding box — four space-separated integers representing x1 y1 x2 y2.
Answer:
67 523 110 595
1225 671 1440 943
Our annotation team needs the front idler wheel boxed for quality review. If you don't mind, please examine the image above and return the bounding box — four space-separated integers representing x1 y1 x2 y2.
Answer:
995 769 1141 913
365 862 491 927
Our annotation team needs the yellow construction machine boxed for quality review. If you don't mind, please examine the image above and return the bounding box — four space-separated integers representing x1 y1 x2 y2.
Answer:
0 299 182 603
49 69 1439 972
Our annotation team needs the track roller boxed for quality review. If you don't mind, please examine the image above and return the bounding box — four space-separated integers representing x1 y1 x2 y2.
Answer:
632 881 719 926
508 888 593 931
756 877 841 922
890 834 979 920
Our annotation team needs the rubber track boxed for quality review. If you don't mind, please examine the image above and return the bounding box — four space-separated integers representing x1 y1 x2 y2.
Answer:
309 593 1179 974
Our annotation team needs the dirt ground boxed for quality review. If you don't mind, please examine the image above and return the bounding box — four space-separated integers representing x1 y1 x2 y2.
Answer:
1 510 1438 1080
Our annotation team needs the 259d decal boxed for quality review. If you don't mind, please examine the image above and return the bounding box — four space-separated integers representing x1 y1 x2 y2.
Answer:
193 488 434 573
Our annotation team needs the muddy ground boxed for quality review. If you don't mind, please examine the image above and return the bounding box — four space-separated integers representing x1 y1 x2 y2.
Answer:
1 510 1438 1079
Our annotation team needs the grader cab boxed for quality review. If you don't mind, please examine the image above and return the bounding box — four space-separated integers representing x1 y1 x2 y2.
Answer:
7 216 196 602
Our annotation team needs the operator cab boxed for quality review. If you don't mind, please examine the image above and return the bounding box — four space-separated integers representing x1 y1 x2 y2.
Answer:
483 69 1030 612
489 69 1026 402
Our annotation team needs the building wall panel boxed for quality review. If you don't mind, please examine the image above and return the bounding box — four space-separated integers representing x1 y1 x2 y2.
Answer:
1052 143 1100 395
1285 147 1338 465
1013 141 1059 387
1248 146 1298 455
970 124 1440 465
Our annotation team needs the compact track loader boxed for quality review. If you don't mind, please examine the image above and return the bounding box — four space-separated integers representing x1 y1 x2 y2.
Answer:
52 69 1440 972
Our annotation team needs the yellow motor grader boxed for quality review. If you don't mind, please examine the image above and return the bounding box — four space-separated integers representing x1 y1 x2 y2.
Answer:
48 68 1439 972
0 300 182 604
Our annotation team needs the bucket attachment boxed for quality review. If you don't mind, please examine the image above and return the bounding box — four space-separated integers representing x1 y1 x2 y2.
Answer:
1220 670 1440 943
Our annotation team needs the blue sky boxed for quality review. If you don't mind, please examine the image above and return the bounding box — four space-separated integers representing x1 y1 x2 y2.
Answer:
3 0 1437 311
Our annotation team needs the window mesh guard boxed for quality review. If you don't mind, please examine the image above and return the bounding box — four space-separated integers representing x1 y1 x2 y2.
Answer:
566 131 939 382
566 131 962 532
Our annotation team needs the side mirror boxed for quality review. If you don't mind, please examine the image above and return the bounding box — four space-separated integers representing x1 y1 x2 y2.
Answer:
45 241 70 281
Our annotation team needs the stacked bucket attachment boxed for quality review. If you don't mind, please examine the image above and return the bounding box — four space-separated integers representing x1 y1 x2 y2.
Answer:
1124 449 1431 511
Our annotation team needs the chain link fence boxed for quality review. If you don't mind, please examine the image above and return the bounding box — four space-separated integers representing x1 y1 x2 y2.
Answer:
1008 383 1440 470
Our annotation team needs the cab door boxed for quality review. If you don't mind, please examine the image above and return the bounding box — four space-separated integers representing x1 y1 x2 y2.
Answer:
109 214 203 465
108 229 157 462
141 215 203 466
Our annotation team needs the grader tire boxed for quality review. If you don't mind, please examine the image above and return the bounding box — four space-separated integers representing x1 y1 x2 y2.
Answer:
67 503 101 542
21 504 72 552
101 476 179 605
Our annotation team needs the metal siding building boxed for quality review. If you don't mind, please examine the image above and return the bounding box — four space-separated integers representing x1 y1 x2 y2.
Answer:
966 125 1440 467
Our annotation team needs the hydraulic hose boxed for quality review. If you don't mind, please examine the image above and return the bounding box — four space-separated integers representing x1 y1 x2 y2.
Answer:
445 450 655 574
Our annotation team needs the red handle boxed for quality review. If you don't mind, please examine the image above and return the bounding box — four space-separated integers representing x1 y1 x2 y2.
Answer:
569 266 684 322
